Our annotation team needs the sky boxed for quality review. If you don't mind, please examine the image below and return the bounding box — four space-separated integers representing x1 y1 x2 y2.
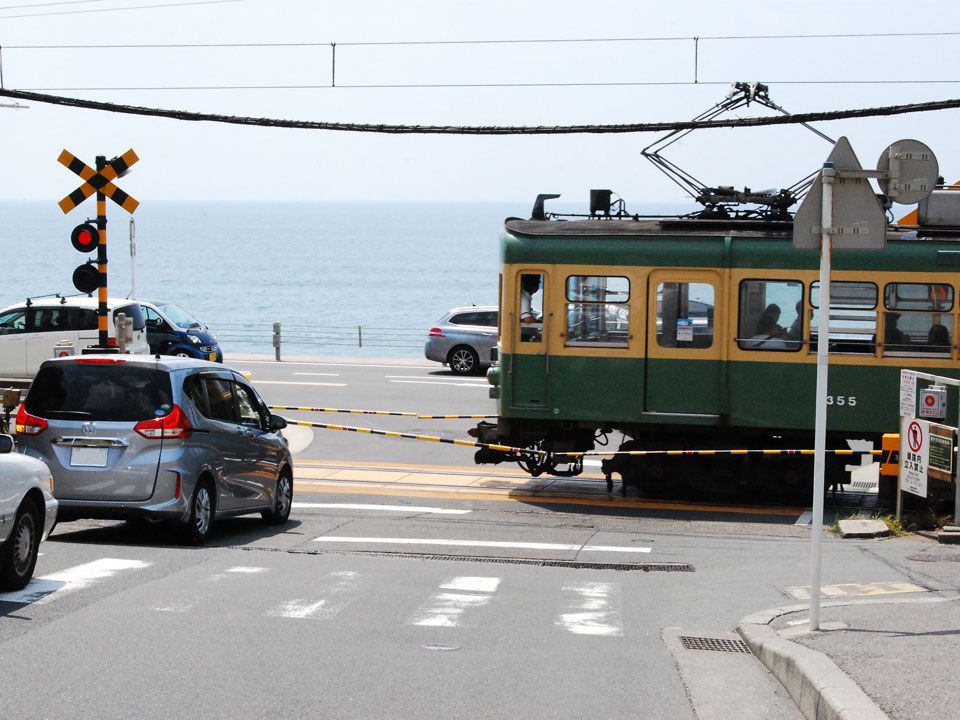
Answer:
1 0 958 207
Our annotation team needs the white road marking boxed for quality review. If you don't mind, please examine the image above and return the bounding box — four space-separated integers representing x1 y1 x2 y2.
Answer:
556 582 623 636
251 381 347 387
583 459 603 468
385 375 486 382
292 502 470 515
266 570 359 620
0 558 151 605
412 576 501 627
582 545 652 554
314 537 581 551
389 380 489 388
234 360 435 370
152 596 201 613
441 576 501 593
293 372 341 376
311 536 652 553
227 566 268 573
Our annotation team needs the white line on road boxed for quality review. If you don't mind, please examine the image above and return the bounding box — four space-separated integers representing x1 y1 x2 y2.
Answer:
556 581 623 636
385 375 486 381
266 570 360 620
235 360 436 370
251 381 347 387
412 576 502 627
0 558 151 605
292 502 470 515
389 380 489 388
311 536 652 553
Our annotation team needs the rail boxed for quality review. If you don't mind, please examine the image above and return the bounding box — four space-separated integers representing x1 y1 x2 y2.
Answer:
211 322 425 360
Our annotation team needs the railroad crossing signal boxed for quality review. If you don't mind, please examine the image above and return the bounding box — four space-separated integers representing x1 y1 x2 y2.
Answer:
57 149 139 214
57 148 139 349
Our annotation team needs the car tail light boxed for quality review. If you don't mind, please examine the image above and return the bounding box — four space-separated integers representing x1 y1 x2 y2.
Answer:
134 405 192 439
76 357 125 364
15 404 47 436
106 337 118 348
429 327 444 337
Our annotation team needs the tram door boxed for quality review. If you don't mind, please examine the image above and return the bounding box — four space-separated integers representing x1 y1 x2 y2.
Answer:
644 270 722 416
509 271 549 409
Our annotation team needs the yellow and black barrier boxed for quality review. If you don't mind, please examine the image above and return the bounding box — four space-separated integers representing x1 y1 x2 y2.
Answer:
283 418 545 456
269 405 494 420
554 448 883 459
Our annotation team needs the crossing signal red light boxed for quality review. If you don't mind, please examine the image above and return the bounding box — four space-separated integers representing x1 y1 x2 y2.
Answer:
71 222 99 253
72 262 99 294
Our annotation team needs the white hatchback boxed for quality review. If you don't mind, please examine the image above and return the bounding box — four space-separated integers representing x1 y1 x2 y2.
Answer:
0 295 150 378
0 434 58 591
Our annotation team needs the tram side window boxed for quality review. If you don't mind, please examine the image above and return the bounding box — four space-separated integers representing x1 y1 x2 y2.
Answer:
882 283 954 356
809 281 877 354
657 282 714 349
519 273 543 343
737 280 803 351
565 275 629 347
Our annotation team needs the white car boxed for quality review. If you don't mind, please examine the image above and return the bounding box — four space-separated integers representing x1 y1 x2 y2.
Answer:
0 434 58 591
0 295 150 378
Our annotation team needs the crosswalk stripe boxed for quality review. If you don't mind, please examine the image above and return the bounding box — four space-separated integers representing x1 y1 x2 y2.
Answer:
266 570 360 620
556 582 624 637
0 558 151 605
411 576 501 627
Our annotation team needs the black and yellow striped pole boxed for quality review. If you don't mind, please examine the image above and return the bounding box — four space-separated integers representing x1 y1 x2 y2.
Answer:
95 155 108 347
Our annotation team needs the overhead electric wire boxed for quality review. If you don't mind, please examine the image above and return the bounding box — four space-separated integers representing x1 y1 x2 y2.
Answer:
13 79 960 92
1 86 958 134
0 0 242 19
5 29 960 49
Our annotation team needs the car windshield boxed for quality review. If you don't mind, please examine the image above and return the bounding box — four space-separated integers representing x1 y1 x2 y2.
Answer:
26 363 173 422
156 302 202 329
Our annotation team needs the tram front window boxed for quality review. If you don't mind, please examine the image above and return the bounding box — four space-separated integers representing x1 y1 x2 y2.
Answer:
519 273 543 343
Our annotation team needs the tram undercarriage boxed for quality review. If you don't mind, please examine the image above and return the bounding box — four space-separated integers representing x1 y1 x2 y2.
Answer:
471 418 877 503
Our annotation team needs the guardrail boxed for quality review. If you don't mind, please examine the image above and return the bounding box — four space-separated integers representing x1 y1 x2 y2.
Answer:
211 322 424 360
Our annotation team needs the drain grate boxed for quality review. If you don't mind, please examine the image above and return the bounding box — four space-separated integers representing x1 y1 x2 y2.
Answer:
680 636 751 653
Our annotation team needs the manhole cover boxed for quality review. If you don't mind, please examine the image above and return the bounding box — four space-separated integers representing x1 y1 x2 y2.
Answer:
680 636 751 653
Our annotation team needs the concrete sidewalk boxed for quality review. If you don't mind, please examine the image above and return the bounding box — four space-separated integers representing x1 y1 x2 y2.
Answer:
739 543 960 720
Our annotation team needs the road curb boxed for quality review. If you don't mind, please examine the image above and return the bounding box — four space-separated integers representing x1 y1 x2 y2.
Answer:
737 621 888 720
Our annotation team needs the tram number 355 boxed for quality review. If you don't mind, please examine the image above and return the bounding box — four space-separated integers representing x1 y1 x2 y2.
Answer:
825 395 857 406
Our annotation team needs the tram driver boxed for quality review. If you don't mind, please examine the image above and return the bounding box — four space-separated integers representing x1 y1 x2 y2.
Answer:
520 274 543 342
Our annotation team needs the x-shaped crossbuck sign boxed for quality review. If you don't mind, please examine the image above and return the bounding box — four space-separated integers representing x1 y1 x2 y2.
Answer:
58 148 140 214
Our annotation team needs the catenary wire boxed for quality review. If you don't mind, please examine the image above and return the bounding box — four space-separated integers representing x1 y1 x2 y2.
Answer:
1 87 958 134
0 0 243 19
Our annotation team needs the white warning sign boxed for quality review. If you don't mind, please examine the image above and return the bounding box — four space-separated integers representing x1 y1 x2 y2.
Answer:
900 416 929 497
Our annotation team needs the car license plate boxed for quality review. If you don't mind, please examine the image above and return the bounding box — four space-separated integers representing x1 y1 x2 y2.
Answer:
70 446 108 467
208 352 217 361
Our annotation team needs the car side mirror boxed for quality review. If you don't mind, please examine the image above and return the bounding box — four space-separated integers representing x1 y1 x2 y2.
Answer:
0 434 14 454
268 414 287 431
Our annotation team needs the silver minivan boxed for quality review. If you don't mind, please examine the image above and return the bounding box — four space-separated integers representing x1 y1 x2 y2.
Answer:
16 355 293 543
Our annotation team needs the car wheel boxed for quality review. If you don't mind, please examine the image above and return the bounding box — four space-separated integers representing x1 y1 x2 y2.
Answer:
262 471 293 525
183 479 215 545
0 499 41 591
448 346 479 376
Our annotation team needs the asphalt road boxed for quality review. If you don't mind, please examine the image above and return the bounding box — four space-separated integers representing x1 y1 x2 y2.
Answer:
0 355 933 719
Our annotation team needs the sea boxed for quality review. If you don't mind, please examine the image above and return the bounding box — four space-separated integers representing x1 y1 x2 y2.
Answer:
2 200 690 359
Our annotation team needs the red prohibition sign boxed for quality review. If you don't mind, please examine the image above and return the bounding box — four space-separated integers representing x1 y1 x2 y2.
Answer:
924 394 936 407
907 421 924 452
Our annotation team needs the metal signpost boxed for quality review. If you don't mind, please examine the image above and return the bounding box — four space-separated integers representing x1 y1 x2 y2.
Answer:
792 137 937 631
57 149 139 349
